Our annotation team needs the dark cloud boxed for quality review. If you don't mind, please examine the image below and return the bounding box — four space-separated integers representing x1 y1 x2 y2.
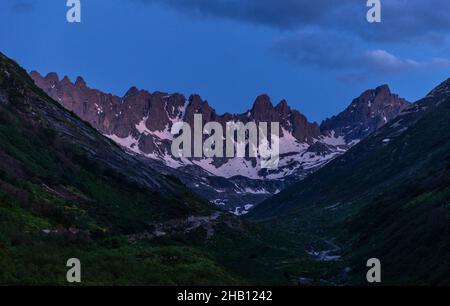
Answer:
135 0 450 77
274 30 450 74
358 0 450 43
140 0 450 43
273 31 359 70
135 0 343 29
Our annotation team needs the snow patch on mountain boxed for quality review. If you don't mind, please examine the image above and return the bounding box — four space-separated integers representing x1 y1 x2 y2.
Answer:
106 134 140 154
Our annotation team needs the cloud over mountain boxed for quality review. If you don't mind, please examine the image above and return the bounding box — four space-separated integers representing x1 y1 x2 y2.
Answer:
273 30 450 75
139 0 450 42
137 0 450 78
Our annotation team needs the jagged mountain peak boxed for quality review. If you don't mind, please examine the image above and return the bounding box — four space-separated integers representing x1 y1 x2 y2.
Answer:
30 71 327 177
375 84 390 94
30 71 59 84
60 75 72 84
188 94 210 109
185 94 216 123
29 68 412 213
124 86 141 97
321 84 410 142
351 84 398 108
46 71 59 80
275 99 290 114
428 77 450 96
29 71 407 187
251 94 274 112
75 76 86 88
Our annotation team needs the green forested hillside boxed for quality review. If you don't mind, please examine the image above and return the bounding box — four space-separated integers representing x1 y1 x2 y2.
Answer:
0 52 243 285
249 79 450 285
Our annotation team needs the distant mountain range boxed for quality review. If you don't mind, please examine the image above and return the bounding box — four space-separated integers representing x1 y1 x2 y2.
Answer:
31 71 410 213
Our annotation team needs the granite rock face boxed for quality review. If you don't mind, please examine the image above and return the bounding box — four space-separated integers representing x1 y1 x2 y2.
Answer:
321 85 410 142
30 71 410 213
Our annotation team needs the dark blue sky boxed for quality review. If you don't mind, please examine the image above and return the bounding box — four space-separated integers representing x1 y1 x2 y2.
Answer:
1 0 449 122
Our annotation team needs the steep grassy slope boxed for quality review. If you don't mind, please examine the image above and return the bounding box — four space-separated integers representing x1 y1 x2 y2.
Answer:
249 79 450 285
0 52 244 285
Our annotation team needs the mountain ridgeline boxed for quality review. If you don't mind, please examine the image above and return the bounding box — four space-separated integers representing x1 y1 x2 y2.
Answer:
30 71 410 213
249 78 450 285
